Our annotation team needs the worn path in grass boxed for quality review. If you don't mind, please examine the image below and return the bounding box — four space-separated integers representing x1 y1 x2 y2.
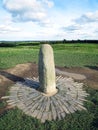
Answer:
0 63 98 114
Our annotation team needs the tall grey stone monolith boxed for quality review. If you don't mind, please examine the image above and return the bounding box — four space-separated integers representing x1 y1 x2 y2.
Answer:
38 44 57 95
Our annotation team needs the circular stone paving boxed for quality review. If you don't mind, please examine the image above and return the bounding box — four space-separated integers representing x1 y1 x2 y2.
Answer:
2 76 89 123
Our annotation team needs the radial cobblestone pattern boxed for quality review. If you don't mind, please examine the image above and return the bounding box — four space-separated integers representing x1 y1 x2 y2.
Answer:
2 76 89 123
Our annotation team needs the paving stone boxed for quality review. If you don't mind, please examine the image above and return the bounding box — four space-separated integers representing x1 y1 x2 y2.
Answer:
48 111 52 121
60 112 66 118
1 96 10 99
55 97 69 114
50 99 57 120
32 110 40 118
37 110 43 119
25 95 42 106
78 98 87 101
45 97 50 112
17 103 25 110
37 97 45 109
41 112 48 123
57 111 62 120
8 102 16 105
22 106 31 113
52 96 64 113
6 100 15 103
75 100 84 106
31 102 40 112
77 104 87 110
57 95 71 113
28 93 41 100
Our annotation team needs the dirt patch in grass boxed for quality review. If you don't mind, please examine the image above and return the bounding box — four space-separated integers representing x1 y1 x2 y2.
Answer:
57 66 98 89
0 63 98 114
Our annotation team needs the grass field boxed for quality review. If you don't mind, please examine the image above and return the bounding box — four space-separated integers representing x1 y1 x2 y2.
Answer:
0 43 98 69
0 43 98 130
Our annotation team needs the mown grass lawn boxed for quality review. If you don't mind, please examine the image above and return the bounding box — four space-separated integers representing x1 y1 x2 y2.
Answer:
0 43 98 130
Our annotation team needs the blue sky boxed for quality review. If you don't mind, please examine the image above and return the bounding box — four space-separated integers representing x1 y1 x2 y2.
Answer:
0 0 98 40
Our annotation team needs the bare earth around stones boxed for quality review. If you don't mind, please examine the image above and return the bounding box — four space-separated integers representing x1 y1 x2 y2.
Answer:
0 63 98 122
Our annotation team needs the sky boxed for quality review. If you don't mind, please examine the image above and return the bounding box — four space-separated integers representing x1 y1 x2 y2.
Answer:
0 0 98 41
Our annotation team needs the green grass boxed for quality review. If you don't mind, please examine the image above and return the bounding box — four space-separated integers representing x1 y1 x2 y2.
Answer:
0 44 98 69
54 51 98 67
0 101 6 108
0 87 98 130
52 43 98 53
54 44 98 67
0 47 39 69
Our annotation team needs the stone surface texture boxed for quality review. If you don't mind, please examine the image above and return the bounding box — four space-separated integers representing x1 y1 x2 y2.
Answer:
38 44 57 95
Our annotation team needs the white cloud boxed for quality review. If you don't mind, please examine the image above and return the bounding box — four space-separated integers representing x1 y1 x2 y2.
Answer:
61 10 98 39
3 0 54 24
0 24 20 34
75 11 98 24
42 0 54 8
62 25 80 32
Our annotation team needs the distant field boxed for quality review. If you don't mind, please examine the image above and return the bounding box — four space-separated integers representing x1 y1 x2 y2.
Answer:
0 43 98 69
0 47 39 69
54 43 98 66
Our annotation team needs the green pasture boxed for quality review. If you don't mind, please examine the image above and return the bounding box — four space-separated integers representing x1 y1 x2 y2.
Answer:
0 43 98 130
0 43 98 69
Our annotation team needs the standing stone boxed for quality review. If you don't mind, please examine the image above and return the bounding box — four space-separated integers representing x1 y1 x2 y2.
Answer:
38 44 57 95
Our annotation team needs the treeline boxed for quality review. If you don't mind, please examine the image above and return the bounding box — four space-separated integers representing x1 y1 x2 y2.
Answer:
0 39 98 47
0 41 40 47
47 39 98 44
62 39 98 44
